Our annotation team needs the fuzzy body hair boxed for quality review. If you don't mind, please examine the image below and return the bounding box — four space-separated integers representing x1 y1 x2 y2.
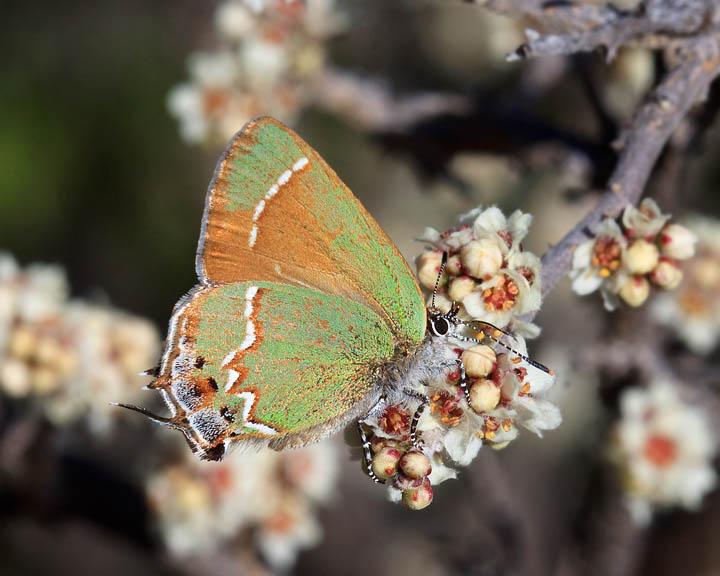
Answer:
365 336 456 420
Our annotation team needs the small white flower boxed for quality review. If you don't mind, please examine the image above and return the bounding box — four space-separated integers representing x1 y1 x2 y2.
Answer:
240 38 288 89
622 198 670 238
167 84 209 144
215 0 256 39
570 219 626 305
188 50 238 87
256 493 323 571
610 382 717 525
471 206 531 255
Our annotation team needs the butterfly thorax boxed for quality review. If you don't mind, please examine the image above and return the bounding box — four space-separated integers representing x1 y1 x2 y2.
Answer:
376 335 456 408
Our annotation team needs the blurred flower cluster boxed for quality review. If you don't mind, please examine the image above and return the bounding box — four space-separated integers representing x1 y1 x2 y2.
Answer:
147 440 338 571
418 206 543 338
361 207 560 510
570 198 697 310
0 253 159 432
168 0 344 145
651 215 720 354
610 382 717 525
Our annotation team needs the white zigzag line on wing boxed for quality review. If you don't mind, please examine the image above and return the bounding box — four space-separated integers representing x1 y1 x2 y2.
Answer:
223 285 258 392
248 156 309 247
233 390 278 435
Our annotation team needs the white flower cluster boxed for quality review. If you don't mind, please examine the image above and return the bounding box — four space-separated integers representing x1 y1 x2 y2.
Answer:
610 382 717 525
651 215 720 354
0 253 160 432
570 198 697 310
147 440 338 571
362 207 560 510
418 206 543 338
168 0 344 145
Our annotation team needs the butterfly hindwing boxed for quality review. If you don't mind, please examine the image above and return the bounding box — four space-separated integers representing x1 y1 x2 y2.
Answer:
155 281 397 458
196 117 426 346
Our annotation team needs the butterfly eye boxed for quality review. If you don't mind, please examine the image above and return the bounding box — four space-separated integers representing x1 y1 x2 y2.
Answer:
430 316 451 337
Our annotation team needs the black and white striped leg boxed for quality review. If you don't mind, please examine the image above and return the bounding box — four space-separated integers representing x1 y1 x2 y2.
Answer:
456 358 471 404
409 395 429 449
357 421 384 484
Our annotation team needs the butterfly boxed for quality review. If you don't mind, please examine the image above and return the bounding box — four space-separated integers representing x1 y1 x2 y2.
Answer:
118 117 544 463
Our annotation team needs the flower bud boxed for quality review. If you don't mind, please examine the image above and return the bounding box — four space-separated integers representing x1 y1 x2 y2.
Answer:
177 478 212 513
448 276 476 302
417 250 446 291
9 326 36 360
660 223 697 260
370 435 390 453
461 345 496 378
695 256 720 289
460 239 503 279
399 451 431 479
402 479 433 510
32 367 60 395
0 359 31 397
36 338 62 367
468 379 501 413
431 293 453 314
619 276 650 307
371 446 403 481
215 1 254 39
623 239 659 275
650 260 683 290
446 254 463 276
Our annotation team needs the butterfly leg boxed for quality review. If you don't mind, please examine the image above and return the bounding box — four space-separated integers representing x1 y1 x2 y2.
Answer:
357 421 385 484
403 388 429 450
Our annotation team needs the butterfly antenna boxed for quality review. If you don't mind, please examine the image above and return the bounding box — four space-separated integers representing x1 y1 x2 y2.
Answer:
110 402 185 430
457 320 554 376
431 252 449 310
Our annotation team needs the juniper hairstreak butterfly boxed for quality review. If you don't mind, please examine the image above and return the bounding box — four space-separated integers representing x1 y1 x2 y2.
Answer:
117 117 549 462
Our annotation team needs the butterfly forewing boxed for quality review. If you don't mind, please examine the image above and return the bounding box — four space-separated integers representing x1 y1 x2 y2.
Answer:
196 117 426 346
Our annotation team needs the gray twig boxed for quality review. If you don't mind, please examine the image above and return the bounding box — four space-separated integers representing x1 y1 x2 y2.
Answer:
475 0 714 61
309 68 470 132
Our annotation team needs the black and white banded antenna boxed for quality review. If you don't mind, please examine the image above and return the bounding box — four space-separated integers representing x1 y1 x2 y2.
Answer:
455 320 554 376
431 252 448 310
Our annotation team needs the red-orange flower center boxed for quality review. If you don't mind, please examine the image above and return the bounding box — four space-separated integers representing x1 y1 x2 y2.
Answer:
591 236 622 278
430 391 463 427
202 88 230 116
643 434 677 468
483 274 519 312
378 406 410 438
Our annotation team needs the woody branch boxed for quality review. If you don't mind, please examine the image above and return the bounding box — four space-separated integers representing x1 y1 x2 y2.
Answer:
473 0 720 302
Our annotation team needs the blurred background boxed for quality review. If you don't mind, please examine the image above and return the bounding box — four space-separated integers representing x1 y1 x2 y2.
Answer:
1 1 720 575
